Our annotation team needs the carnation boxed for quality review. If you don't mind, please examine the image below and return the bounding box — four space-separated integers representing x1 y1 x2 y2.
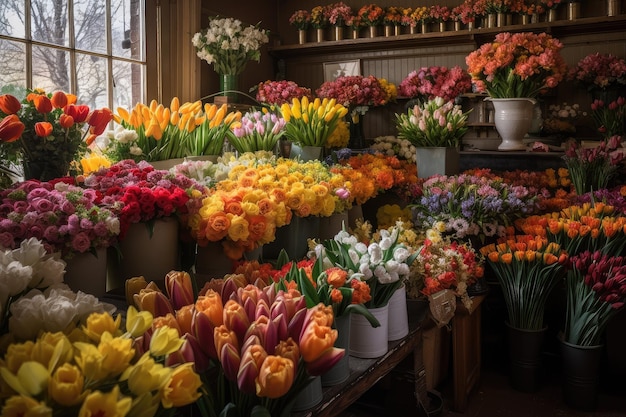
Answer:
255 80 312 105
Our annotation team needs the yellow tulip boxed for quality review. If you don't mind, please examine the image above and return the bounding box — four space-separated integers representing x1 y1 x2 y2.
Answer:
83 311 122 343
150 326 183 357
78 386 132 417
205 103 218 120
121 352 172 395
209 105 226 129
125 306 153 338
280 103 291 121
170 96 180 112
160 363 202 408
0 361 49 396
291 99 301 119
98 332 135 377
149 99 158 112
32 332 73 371
302 112 309 124
223 110 241 125
178 112 191 131
116 107 130 123
170 109 180 125
145 118 163 140
301 96 309 109
1 395 51 417
48 363 85 406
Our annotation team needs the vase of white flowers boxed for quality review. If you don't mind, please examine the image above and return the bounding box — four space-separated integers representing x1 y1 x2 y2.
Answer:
192 16 269 102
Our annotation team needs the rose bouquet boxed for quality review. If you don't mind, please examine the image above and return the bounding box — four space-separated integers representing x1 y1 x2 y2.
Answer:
0 89 112 181
226 110 286 153
412 173 538 244
413 226 484 310
568 53 626 92
289 10 311 30
395 97 470 148
255 80 312 106
429 5 452 23
562 136 625 195
0 180 120 256
280 96 348 147
564 250 626 346
192 16 269 76
0 305 203 416
398 66 472 102
480 234 568 330
466 32 567 98
82 159 206 237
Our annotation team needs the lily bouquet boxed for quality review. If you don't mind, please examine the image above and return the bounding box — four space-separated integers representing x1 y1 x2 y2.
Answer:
0 180 120 256
564 250 626 346
192 16 269 76
0 89 112 181
480 235 568 330
395 97 470 148
465 32 567 98
413 226 484 309
398 66 472 102
280 96 348 147
226 110 286 153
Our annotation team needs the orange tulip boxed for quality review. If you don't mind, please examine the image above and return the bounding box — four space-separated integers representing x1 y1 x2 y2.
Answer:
31 94 53 113
255 355 295 399
238 340 268 394
34 121 53 137
195 290 223 327
133 285 174 317
65 104 90 123
176 304 194 336
0 114 25 142
59 113 74 129
299 322 337 363
153 313 181 336
326 267 347 288
51 91 68 109
125 276 149 307
0 94 21 114
214 324 239 359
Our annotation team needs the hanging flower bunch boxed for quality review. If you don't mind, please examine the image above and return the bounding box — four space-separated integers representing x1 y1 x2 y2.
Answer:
280 96 348 147
568 53 626 92
289 9 312 30
413 226 484 309
226 110 286 153
82 159 206 237
319 223 418 308
412 173 538 243
325 2 354 26
399 66 472 102
0 180 120 256
480 234 568 330
515 202 626 257
0 305 203 416
395 97 471 148
192 16 269 76
255 80 312 106
564 250 626 346
466 32 567 98
357 4 385 26
590 96 626 138
562 136 625 195
0 89 112 180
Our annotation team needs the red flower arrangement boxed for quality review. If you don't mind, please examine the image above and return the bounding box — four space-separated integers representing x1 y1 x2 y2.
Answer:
316 75 390 109
357 4 384 26
255 80 312 106
82 159 206 237
399 66 472 102
289 10 311 30
429 5 452 22
325 2 353 26
451 2 476 24
568 53 626 91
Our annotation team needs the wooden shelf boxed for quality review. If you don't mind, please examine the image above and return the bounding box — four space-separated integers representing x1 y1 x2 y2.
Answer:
269 15 626 58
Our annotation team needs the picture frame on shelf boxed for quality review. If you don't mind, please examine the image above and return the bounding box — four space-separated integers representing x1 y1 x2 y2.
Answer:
323 59 360 82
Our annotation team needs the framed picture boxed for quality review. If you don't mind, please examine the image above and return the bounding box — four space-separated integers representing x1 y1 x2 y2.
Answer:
323 59 361 82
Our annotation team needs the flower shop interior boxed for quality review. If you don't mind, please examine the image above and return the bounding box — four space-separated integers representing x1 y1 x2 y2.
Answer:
1 0 626 416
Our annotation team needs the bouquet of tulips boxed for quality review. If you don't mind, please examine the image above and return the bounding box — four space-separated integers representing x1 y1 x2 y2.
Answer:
226 110 286 153
564 250 626 346
280 96 348 147
480 235 568 330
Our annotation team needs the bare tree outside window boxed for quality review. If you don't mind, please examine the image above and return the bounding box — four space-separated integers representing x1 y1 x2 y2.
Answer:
0 0 145 109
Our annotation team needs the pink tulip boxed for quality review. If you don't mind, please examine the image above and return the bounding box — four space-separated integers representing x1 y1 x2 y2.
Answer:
305 346 345 376
220 342 241 382
223 299 251 343
237 341 267 394
165 271 194 310
182 333 212 373
191 310 217 359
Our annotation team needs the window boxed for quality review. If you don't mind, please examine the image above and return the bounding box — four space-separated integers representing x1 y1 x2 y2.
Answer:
0 0 147 110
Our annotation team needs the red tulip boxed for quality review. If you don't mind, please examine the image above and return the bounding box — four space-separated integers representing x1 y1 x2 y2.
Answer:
0 94 21 114
50 91 69 109
34 121 53 137
87 107 113 135
59 113 74 129
0 114 25 142
65 104 90 123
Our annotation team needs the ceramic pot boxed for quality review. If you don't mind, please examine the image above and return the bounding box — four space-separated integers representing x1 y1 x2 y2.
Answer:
415 147 460 179
350 304 389 358
488 98 536 151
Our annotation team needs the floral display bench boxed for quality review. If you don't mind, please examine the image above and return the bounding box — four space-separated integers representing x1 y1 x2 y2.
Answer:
451 294 487 412
292 314 427 417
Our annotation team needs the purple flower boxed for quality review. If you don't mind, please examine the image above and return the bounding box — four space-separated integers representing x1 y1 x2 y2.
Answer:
71 232 91 253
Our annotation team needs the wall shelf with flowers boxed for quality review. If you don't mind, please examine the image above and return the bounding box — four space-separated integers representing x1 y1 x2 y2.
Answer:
269 14 626 57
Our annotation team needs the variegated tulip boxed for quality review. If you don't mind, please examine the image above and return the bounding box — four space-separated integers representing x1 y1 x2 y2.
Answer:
165 271 194 310
255 355 295 399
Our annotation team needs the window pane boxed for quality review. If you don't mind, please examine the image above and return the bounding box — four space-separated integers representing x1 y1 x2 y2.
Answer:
76 52 108 108
75 0 106 54
0 2 26 37
0 39 26 91
113 60 144 108
111 0 129 58
31 0 69 47
32 45 70 92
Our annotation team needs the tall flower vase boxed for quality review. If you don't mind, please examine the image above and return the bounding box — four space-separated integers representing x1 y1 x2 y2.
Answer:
415 147 460 179
219 73 239 103
298 29 307 44
109 217 180 291
63 248 108 298
488 98 536 151
507 324 547 393
350 304 389 358
388 285 409 341
322 314 351 386
560 339 604 411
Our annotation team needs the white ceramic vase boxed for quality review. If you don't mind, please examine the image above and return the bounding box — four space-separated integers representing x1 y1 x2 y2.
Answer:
488 98 536 151
350 304 389 358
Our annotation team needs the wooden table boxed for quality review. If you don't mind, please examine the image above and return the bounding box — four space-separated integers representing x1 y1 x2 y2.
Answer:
292 317 426 417
451 294 486 412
